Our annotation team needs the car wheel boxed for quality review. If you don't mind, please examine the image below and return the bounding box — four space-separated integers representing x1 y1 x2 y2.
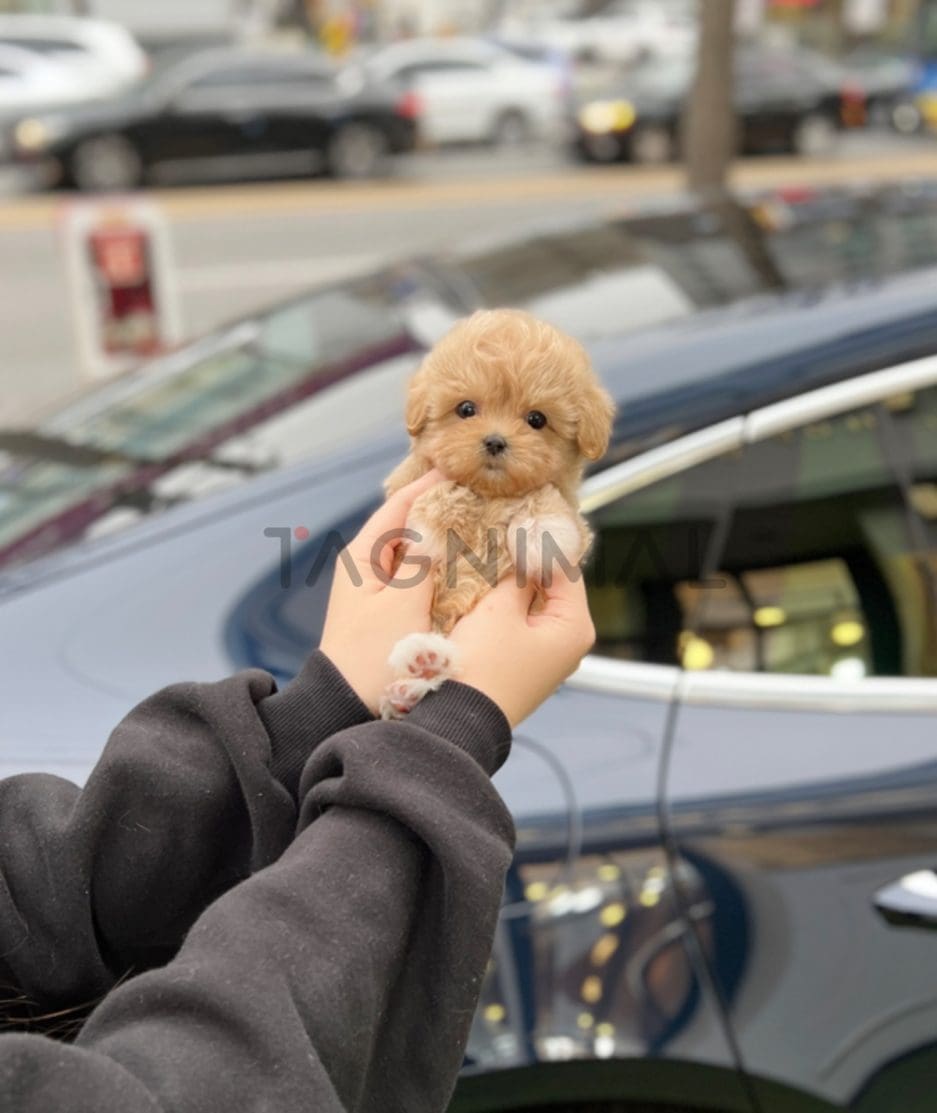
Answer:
791 112 837 157
892 100 922 134
327 123 388 180
492 109 531 147
579 131 624 163
629 123 674 165
69 134 144 192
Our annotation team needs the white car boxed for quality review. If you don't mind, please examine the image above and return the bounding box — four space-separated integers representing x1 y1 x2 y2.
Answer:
501 0 697 66
0 15 148 101
354 38 570 146
0 43 91 117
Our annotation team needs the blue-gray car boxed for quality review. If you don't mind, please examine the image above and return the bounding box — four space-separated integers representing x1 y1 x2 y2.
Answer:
4 183 937 1113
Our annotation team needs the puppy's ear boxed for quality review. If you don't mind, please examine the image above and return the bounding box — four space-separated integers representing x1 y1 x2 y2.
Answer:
405 367 432 437
577 382 615 461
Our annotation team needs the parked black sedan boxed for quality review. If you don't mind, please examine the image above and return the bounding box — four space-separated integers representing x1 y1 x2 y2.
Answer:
574 42 863 164
5 184 937 1112
3 47 420 189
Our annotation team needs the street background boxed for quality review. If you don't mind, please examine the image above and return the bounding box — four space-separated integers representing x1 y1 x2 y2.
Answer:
1 0 936 423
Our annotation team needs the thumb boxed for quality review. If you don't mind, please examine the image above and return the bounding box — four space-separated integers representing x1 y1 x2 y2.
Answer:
482 573 538 619
353 469 445 562
535 564 593 632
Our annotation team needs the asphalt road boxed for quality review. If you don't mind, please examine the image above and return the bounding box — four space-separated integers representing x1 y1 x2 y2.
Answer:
2 133 936 425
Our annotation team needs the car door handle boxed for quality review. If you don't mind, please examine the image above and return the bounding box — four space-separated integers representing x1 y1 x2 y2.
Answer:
874 870 937 929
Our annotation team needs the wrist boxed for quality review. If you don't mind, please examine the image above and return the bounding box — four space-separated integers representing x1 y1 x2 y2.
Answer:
258 650 374 797
318 642 380 714
407 681 512 774
446 666 526 730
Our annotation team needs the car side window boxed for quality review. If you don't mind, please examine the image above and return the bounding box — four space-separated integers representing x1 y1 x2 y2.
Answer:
585 448 738 668
586 384 937 679
2 36 83 54
188 66 249 89
400 59 487 78
188 65 326 90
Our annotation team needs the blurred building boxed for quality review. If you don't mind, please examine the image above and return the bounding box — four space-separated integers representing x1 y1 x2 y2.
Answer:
0 0 246 44
373 0 497 37
2 0 936 49
765 0 937 47
0 0 502 41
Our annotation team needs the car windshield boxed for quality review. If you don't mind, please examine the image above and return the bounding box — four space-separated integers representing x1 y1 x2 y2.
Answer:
0 275 414 570
625 55 693 95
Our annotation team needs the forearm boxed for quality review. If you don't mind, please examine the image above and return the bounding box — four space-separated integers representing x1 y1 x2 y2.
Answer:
0 684 515 1113
0 652 371 1010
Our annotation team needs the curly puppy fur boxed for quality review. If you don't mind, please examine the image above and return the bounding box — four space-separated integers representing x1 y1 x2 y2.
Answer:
378 309 614 722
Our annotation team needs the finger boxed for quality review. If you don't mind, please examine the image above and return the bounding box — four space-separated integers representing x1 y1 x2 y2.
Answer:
372 468 445 538
481 573 538 618
387 545 437 600
351 469 445 567
537 562 589 619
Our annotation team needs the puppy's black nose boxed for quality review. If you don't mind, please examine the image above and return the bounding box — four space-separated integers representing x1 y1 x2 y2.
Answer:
484 435 507 457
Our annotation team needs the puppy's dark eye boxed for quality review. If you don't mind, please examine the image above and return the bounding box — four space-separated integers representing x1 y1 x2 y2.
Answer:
456 401 477 419
526 410 547 430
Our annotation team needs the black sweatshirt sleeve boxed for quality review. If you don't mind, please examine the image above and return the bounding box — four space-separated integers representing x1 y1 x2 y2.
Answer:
0 651 371 1013
0 682 515 1113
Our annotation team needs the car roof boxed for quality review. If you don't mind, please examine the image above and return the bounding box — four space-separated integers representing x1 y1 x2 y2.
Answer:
157 45 336 80
8 262 936 605
590 263 937 457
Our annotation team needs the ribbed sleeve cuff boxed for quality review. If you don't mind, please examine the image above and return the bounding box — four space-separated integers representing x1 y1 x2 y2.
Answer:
258 651 373 798
407 682 512 775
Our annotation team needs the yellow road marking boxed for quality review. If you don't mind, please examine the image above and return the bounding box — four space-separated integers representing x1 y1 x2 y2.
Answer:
0 150 935 232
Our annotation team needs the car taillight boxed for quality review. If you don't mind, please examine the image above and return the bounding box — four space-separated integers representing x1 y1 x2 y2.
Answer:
840 82 867 127
396 91 423 119
776 186 818 204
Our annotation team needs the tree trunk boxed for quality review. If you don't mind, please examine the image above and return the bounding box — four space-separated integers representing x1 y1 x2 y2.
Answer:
682 0 737 195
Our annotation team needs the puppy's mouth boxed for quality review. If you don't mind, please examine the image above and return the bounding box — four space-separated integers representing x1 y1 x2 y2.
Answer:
475 460 525 492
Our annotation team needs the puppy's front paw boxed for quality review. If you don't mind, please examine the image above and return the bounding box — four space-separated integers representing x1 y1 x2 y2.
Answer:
380 677 437 720
388 632 459 682
507 514 584 582
381 632 460 718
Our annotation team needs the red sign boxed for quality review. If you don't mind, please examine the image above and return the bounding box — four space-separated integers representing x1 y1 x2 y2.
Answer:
87 224 160 355
60 199 181 380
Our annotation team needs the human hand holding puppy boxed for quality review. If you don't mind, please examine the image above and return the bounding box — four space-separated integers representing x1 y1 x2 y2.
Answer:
319 469 443 716
448 566 596 728
319 469 595 725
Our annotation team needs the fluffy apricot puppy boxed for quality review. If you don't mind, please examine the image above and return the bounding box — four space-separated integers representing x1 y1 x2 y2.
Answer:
380 308 615 719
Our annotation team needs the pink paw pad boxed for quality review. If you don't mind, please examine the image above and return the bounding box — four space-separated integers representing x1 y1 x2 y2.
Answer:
380 678 433 720
383 633 460 719
407 649 450 679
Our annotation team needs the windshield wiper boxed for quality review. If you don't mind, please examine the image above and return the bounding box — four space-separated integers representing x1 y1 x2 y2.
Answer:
0 431 147 469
